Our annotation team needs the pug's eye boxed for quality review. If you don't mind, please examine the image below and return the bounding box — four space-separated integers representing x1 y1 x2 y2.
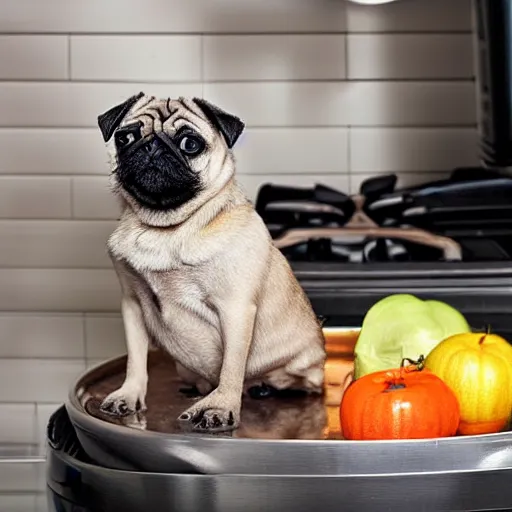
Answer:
179 135 204 157
114 123 142 152
116 133 135 147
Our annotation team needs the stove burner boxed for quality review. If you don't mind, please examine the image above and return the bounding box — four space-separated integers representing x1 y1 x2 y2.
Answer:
256 169 512 264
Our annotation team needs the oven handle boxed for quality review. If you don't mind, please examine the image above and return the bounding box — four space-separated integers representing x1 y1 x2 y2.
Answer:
273 227 463 261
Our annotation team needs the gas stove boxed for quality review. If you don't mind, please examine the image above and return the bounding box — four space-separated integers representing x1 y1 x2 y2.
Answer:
255 167 512 336
256 167 512 264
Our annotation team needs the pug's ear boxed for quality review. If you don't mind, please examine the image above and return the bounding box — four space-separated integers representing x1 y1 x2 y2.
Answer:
97 92 144 142
193 98 245 149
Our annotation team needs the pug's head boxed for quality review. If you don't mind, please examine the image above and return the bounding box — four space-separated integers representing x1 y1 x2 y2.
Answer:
97 92 245 226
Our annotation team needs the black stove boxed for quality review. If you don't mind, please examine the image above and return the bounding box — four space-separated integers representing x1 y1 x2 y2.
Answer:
256 167 512 264
255 167 512 337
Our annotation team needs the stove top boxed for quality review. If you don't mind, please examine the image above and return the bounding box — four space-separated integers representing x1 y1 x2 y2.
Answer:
256 167 512 264
254 168 512 336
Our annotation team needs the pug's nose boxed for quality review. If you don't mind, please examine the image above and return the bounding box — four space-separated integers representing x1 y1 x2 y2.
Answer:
144 139 162 157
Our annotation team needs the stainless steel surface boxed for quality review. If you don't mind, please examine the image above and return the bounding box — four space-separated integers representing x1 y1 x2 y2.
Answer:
66 328 512 476
47 447 512 512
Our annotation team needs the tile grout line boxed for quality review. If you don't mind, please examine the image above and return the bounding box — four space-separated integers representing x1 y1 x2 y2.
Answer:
344 27 349 81
82 312 88 362
0 125 479 130
0 30 474 36
343 28 353 192
0 77 476 84
67 33 72 80
200 33 205 98
33 401 40 449
69 177 75 219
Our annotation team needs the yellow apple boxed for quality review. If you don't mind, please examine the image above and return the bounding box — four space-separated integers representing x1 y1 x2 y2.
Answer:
425 332 512 435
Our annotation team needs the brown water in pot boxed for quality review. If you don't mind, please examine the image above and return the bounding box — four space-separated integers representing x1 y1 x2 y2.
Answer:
80 328 358 440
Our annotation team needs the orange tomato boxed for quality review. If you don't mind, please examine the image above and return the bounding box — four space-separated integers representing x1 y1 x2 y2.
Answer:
340 361 460 440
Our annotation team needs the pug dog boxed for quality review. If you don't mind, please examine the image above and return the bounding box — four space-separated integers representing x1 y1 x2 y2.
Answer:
97 92 326 432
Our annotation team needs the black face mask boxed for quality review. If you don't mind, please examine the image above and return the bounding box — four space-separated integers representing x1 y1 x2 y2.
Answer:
115 129 203 211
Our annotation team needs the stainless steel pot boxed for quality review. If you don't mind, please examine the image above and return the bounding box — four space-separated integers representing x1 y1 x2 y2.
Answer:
47 443 512 512
66 327 512 480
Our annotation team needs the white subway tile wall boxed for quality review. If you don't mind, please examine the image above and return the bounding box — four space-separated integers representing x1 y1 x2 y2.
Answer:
347 34 474 79
71 36 203 82
0 462 41 492
84 314 126 360
0 314 83 357
0 36 68 80
0 404 37 444
0 0 477 506
0 494 38 512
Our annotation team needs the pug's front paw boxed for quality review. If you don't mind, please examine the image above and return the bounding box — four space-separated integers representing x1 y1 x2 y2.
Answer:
100 384 147 417
120 413 148 431
178 392 240 432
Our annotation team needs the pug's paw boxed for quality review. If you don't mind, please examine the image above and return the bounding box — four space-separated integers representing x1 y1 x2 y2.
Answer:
100 384 147 417
121 413 148 431
178 392 240 432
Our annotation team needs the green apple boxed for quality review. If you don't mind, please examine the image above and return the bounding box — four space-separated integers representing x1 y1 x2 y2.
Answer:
353 294 470 379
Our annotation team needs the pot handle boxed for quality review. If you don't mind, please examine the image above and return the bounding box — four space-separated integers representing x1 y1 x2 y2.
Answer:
273 227 463 261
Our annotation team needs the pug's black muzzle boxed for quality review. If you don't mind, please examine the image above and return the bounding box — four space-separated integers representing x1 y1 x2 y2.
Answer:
116 132 202 211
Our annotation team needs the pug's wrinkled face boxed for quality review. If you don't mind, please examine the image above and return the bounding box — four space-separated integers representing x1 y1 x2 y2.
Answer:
98 93 245 227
